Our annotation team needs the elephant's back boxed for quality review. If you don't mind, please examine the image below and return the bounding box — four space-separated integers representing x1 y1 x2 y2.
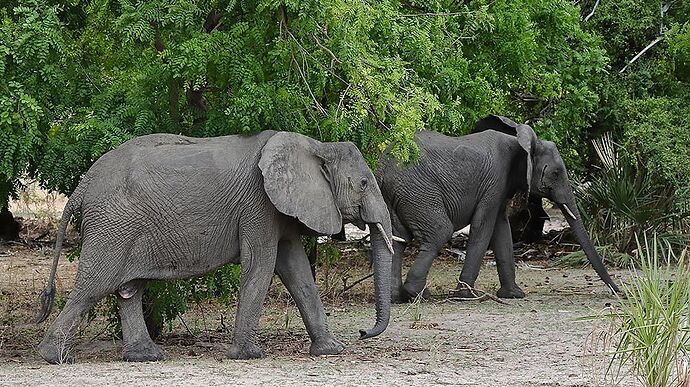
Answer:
113 130 275 159
76 131 279 277
86 131 276 180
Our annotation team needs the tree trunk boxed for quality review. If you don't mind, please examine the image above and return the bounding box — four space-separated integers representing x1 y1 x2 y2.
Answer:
0 207 20 241
507 192 548 243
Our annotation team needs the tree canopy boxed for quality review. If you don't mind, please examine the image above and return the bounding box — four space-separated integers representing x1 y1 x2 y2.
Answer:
5 0 686 205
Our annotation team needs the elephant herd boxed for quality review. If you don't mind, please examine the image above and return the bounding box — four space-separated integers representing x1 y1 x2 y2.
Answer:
34 115 619 364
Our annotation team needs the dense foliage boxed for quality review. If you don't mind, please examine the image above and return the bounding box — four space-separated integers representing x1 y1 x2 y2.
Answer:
2 0 688 329
2 0 617 197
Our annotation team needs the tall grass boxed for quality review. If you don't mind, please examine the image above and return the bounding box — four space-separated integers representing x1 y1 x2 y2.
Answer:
585 234 690 386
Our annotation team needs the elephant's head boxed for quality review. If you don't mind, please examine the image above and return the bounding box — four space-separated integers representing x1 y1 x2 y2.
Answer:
475 115 620 293
258 131 392 338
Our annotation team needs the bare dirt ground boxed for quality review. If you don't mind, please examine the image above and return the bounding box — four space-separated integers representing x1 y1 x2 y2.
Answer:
0 192 631 386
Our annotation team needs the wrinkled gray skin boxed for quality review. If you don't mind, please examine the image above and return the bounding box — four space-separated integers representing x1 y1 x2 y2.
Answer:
377 115 620 303
35 130 393 364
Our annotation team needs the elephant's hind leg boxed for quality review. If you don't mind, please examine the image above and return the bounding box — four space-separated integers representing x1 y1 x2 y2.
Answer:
275 238 345 356
402 216 453 301
228 238 277 360
37 291 100 364
118 280 165 362
37 266 118 364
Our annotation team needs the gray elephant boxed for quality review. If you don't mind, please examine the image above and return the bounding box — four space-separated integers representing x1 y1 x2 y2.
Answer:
35 130 393 364
377 115 620 302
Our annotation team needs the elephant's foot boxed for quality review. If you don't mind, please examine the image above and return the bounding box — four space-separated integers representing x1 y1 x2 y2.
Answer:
496 285 525 299
123 340 166 362
37 340 74 364
309 336 346 356
401 284 431 303
228 341 264 360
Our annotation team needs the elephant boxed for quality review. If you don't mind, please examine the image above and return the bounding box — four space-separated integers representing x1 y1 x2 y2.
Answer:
35 130 393 364
376 115 620 302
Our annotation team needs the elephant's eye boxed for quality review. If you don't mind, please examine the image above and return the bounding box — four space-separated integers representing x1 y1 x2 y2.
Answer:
360 177 368 191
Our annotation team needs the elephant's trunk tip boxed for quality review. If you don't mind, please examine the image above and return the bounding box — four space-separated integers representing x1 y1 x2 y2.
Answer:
359 325 386 340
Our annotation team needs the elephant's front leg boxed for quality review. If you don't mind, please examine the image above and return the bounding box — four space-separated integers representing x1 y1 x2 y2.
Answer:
491 211 525 299
275 239 345 356
456 206 499 297
228 239 278 360
390 240 407 303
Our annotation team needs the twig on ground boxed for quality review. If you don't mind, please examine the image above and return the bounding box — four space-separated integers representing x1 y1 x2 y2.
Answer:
341 272 374 293
449 281 510 305
177 314 197 338
87 322 114 344
32 232 49 242
517 261 558 271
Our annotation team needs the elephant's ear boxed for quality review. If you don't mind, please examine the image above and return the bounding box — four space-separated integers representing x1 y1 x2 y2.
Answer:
474 115 538 191
515 124 538 192
472 114 520 135
258 132 342 235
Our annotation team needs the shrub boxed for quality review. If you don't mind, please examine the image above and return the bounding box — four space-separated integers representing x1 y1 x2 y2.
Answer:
93 264 241 338
577 134 690 257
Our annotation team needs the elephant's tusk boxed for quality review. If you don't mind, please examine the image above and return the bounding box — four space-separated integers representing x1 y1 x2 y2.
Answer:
562 204 577 220
376 223 395 254
392 235 406 243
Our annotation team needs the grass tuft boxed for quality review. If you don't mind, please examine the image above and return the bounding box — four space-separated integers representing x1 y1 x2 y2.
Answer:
583 234 690 386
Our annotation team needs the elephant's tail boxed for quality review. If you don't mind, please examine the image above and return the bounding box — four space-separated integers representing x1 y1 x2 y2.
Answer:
35 180 86 323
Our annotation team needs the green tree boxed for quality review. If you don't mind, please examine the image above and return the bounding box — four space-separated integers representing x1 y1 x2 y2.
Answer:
2 0 630 330
0 3 74 207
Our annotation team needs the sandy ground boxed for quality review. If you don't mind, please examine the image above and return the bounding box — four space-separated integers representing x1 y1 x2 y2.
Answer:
0 191 635 386
0 240 631 386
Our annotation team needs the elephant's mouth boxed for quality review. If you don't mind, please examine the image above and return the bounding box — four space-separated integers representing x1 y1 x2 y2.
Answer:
342 205 365 231
352 219 366 231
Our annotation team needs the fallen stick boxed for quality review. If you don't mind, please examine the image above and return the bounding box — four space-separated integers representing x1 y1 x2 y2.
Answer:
341 272 374 293
448 281 510 305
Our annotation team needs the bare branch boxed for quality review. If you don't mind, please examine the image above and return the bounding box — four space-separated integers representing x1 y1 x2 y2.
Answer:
341 272 374 293
312 33 341 65
619 36 664 73
280 10 328 116
291 51 327 116
399 11 469 17
336 83 351 120
203 9 221 33
583 0 600 22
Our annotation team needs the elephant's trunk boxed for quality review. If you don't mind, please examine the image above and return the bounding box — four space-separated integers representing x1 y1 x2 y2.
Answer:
359 221 392 339
559 199 621 293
